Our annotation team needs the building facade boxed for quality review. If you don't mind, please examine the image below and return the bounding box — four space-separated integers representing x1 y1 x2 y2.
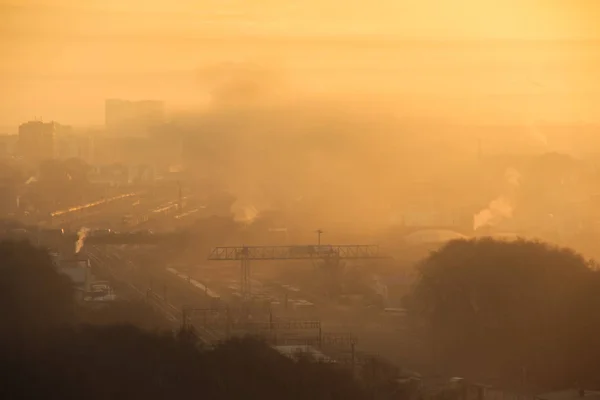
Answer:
17 121 60 163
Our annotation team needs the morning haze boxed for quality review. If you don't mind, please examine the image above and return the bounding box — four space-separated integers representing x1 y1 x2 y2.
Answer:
2 0 600 125
2 1 600 399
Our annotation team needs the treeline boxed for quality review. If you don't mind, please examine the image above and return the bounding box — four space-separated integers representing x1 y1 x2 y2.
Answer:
0 240 375 400
7 233 599 397
3 328 367 400
406 237 600 390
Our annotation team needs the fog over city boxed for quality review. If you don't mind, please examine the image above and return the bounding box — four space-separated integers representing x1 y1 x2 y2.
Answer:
2 1 600 399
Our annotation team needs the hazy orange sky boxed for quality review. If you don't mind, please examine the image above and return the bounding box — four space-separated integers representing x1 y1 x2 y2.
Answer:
3 0 599 38
1 0 600 128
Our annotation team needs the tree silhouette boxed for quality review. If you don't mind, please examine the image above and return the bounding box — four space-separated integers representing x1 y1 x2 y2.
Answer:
408 237 600 388
0 240 74 346
77 300 172 331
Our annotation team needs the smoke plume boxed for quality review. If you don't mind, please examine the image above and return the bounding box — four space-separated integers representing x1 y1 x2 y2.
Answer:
473 168 521 231
197 61 281 108
75 227 90 254
231 203 259 224
504 167 521 187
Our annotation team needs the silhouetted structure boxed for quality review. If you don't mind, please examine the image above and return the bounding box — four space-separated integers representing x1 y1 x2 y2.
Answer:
18 121 67 163
208 245 387 300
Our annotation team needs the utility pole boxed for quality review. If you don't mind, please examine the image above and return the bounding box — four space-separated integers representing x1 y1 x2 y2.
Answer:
316 229 323 246
240 246 251 300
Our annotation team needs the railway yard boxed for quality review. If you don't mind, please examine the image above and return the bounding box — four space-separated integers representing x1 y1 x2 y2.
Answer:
6 184 431 382
87 242 422 374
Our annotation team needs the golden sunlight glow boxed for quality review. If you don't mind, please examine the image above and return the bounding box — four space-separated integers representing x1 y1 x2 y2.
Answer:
3 0 596 37
1 0 599 125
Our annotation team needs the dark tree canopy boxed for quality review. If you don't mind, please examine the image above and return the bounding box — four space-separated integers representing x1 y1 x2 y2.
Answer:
2 327 367 400
77 300 173 331
0 240 74 344
407 238 600 389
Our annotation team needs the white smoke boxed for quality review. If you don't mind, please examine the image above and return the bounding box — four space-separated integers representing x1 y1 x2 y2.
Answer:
473 168 521 231
473 197 514 231
231 203 259 224
504 167 521 187
75 227 90 254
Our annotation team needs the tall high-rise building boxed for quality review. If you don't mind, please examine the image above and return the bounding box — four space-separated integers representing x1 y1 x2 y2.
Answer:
105 99 165 136
17 121 61 163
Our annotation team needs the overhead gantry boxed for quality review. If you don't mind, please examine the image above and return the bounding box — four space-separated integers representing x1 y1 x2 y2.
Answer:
207 245 388 300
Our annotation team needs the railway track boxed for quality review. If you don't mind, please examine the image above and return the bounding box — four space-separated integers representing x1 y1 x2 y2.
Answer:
87 245 223 342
